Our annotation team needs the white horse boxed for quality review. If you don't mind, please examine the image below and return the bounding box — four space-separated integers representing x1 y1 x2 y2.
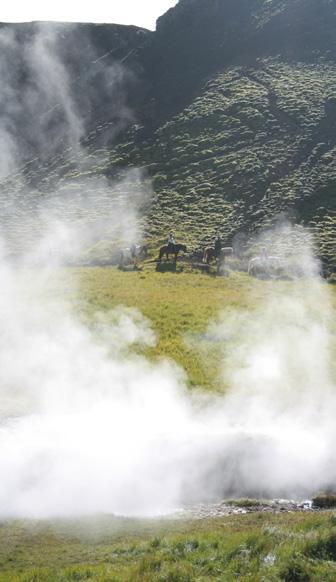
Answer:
219 247 234 259
248 256 281 277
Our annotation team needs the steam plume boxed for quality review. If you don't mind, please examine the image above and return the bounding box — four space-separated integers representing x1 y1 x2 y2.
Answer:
0 228 335 518
0 22 335 520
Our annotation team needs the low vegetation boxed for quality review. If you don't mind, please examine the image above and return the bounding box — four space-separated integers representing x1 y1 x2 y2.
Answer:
313 495 336 509
2 512 336 581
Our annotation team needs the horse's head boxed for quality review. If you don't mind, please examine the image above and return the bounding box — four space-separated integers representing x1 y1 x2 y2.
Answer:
181 245 187 253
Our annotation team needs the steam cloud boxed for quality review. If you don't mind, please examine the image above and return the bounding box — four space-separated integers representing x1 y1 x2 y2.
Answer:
0 22 335 520
0 22 133 175
0 228 335 519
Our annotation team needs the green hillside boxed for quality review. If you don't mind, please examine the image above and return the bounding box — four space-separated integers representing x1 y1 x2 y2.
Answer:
0 0 335 270
107 58 336 265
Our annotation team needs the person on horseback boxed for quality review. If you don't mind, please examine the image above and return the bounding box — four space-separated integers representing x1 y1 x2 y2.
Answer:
167 232 176 251
214 235 222 259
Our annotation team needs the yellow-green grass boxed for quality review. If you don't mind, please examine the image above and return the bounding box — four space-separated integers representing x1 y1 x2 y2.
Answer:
49 268 269 391
48 266 336 391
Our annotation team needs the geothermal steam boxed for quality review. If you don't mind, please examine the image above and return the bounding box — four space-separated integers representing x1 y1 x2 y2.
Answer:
0 230 335 519
0 22 335 519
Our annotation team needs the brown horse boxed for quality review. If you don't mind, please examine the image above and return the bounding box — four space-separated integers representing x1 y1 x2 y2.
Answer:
203 246 234 264
158 243 187 262
203 247 216 264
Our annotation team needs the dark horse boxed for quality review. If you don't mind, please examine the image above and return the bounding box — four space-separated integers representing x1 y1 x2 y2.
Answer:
158 243 187 262
203 246 234 264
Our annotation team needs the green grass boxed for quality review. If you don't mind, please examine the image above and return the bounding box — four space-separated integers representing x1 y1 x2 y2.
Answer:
47 265 335 391
1 513 336 581
51 267 274 391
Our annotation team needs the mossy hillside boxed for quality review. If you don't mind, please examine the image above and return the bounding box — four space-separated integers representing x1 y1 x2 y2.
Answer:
7 57 334 266
3 57 335 269
105 58 335 267
150 0 336 118
0 1 335 269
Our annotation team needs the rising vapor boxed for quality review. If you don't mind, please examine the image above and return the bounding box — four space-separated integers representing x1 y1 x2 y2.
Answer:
0 21 335 520
0 228 335 518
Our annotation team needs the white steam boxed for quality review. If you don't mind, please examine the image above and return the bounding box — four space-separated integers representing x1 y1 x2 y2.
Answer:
0 22 335 520
0 229 335 519
0 22 134 178
0 22 148 258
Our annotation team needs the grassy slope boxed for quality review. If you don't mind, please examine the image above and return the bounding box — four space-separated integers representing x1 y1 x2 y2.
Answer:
0 3 335 269
107 59 336 266
6 57 333 267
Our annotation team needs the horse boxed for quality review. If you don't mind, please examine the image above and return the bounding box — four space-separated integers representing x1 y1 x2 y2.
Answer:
203 247 216 264
119 244 148 268
158 243 187 262
190 248 205 263
248 256 281 278
203 246 234 264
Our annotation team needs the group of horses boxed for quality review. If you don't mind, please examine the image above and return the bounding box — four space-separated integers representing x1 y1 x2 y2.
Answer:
157 243 235 262
119 241 282 278
157 243 283 278
158 243 234 264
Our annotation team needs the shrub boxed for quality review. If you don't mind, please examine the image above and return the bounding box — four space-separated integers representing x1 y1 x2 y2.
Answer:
304 530 336 561
312 494 336 509
279 556 312 582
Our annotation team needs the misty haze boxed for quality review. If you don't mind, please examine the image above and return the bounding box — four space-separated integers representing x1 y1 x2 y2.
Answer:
0 1 335 581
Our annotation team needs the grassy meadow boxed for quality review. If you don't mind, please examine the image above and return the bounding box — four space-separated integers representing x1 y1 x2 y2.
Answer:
69 265 336 390
1 265 336 581
74 267 258 391
2 510 336 581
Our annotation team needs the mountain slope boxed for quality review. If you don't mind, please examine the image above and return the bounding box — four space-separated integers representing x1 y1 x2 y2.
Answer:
103 56 336 267
0 0 335 270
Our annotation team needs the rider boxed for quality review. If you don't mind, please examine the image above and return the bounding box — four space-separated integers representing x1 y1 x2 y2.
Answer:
167 232 176 251
214 235 222 259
